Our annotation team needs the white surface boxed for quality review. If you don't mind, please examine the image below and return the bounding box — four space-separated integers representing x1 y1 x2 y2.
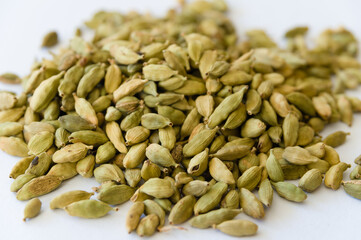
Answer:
0 0 361 239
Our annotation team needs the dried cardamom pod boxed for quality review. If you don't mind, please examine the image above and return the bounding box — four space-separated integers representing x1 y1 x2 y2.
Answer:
23 198 42 221
65 200 114 218
214 219 258 237
50 190 93 209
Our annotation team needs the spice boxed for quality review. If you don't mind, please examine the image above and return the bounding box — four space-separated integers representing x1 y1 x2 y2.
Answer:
1 0 361 238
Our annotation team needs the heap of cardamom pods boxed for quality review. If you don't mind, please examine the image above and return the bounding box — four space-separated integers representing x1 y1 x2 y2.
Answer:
1 0 361 237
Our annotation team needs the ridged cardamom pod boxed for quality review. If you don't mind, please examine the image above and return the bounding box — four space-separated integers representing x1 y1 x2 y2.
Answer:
50 190 93 209
65 200 113 219
214 219 258 237
189 208 241 229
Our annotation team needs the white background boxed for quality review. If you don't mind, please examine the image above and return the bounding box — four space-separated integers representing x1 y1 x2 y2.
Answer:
0 0 361 239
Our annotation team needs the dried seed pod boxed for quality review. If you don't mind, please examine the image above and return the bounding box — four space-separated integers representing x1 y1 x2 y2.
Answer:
23 198 42 221
125 168 141 187
146 143 177 167
52 143 92 163
209 158 235 184
337 95 353 126
323 131 350 148
183 180 210 197
194 182 228 215
9 156 34 179
158 75 187 91
195 95 214 121
0 92 17 111
286 92 316 116
140 178 174 198
183 127 218 157
298 169 323 192
126 202 144 233
47 162 77 180
199 50 217 79
0 107 26 124
323 145 341 165
283 112 299 147
312 96 332 120
0 136 29 157
41 31 58 47
238 152 260 173
153 199 172 213
308 117 325 133
342 180 361 200
246 89 262 115
0 73 21 84
169 195 196 225
266 149 284 182
76 64 105 98
283 146 320 165
54 127 70 148
123 141 147 169
268 126 283 143
143 64 177 81
96 141 116 164
239 188 265 219
220 71 252 86
76 155 95 178
258 178 273 207
10 173 37 192
16 175 63 201
306 143 326 159
30 72 64 112
189 208 241 229
307 159 330 174
50 190 93 209
140 160 161 181
221 189 240 209
141 113 172 130
97 184 135 205
180 108 202 140
113 79 148 102
0 122 23 137
350 165 361 180
110 45 143 65
105 121 127 153
211 138 255 161
270 92 291 118
94 164 125 184
223 103 247 130
173 80 207 95
241 118 266 138
271 181 307 202
207 86 248 128
257 80 273 99
145 93 184 108
136 214 159 237
189 123 206 141
27 131 54 155
24 107 40 125
163 50 186 76
324 162 351 190
258 132 272 153
158 126 176 150
237 166 262 191
175 172 193 187
214 219 258 237
209 135 226 154
187 148 209 176
65 200 114 219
